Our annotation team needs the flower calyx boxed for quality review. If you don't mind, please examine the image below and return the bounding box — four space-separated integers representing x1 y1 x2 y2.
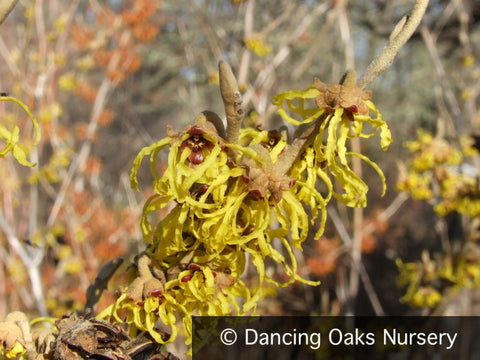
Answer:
314 70 372 117
126 255 165 303
242 142 294 204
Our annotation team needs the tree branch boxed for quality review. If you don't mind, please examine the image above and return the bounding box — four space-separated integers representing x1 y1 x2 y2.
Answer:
358 0 430 89
0 0 18 25
219 60 244 144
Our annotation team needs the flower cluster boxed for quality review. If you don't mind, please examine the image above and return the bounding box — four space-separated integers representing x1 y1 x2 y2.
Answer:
244 35 272 57
397 250 480 308
273 71 392 207
98 66 392 347
0 95 40 167
396 129 480 218
396 129 480 309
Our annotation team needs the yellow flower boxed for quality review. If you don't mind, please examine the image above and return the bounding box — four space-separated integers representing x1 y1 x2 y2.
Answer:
462 55 475 67
460 135 479 157
409 287 442 308
122 71 393 348
273 75 392 208
98 262 255 346
130 115 322 286
3 341 26 359
0 95 40 167
397 172 433 200
123 104 341 346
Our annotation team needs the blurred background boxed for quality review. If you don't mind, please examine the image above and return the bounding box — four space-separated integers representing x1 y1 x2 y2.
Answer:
0 0 479 321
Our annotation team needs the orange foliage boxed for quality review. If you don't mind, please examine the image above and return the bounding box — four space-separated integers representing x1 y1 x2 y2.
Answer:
371 210 389 234
74 122 98 142
84 156 102 175
125 53 142 73
120 208 139 234
132 23 159 41
75 80 98 103
307 256 337 276
106 68 126 84
71 24 94 47
97 109 115 126
360 208 389 254
307 237 342 276
96 6 118 29
361 233 377 254
93 238 126 261
72 190 91 215
93 49 113 67
122 0 158 26
41 122 70 140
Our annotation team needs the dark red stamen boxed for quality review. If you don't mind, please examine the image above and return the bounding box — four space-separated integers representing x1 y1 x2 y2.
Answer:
188 125 204 135
346 105 358 113
181 274 194 282
248 189 264 200
150 289 163 297
242 225 255 236
189 151 204 165
188 264 201 271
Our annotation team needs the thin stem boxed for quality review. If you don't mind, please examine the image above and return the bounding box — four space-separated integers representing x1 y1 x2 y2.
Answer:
328 206 385 316
47 78 112 228
0 212 48 316
0 0 18 24
84 257 123 316
362 192 409 235
219 60 244 144
420 26 463 132
275 119 322 175
242 2 329 107
337 0 355 70
237 0 254 87
358 0 430 89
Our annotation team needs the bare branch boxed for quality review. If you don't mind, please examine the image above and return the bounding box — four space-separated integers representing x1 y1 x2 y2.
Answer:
275 119 321 176
219 60 244 144
0 0 18 25
84 257 124 317
358 0 430 89
328 206 385 316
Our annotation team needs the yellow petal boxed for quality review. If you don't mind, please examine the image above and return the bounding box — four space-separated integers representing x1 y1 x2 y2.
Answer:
130 137 171 190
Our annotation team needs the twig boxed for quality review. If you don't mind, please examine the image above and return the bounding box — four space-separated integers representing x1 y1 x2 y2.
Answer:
275 119 321 175
0 0 18 25
0 36 20 79
328 206 385 316
362 192 409 235
0 212 48 316
358 0 430 89
45 22 129 228
336 0 354 70
420 26 463 131
219 60 244 144
336 1 364 315
84 257 124 317
46 78 112 228
243 2 329 107
237 0 255 87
